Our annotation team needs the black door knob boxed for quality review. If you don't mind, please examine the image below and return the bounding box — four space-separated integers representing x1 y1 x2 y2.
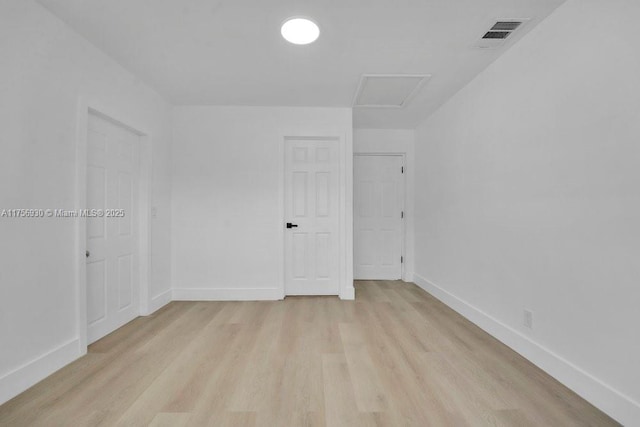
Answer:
286 222 298 229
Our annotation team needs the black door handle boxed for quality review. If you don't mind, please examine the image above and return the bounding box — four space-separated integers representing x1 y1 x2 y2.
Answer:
286 222 298 229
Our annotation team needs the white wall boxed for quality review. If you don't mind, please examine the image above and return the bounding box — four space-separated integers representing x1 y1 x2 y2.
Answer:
172 106 353 300
0 0 172 404
353 129 415 282
413 0 640 424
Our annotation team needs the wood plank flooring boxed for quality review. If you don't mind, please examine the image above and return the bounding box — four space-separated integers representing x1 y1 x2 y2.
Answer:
0 280 618 426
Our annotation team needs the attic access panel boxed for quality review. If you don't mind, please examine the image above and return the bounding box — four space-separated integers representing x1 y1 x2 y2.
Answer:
353 74 431 108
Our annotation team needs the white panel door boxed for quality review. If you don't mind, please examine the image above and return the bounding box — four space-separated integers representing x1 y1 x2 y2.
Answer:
86 113 139 344
354 155 403 280
284 138 340 295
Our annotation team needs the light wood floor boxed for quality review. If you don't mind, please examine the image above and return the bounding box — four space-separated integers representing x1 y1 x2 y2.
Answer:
0 281 617 426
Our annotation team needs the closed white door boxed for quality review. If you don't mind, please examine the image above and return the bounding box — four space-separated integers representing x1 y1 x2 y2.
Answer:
354 155 404 280
86 113 139 344
284 138 340 295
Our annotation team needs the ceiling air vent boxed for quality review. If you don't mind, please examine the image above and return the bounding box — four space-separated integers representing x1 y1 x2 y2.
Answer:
482 31 511 39
490 21 523 31
476 20 528 49
353 74 431 108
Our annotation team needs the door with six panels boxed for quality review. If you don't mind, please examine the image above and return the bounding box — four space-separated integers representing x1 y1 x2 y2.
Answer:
354 154 404 280
284 138 340 295
86 112 140 344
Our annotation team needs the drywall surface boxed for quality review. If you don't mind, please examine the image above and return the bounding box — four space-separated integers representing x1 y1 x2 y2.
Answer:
413 0 640 423
171 106 353 299
354 129 415 281
0 0 172 404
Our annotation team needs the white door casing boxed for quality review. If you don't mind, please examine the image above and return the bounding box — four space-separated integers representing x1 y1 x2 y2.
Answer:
86 112 140 344
354 155 404 280
284 138 340 295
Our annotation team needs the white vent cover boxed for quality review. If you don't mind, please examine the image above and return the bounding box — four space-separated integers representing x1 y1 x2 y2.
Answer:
475 19 529 49
353 74 430 108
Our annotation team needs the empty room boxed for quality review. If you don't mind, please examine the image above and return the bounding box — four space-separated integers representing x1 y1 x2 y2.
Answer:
0 0 638 425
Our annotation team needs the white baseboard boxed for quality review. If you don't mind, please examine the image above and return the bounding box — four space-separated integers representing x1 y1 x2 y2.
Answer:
403 271 414 283
172 287 284 301
145 289 172 315
340 286 355 300
412 273 640 426
0 338 81 405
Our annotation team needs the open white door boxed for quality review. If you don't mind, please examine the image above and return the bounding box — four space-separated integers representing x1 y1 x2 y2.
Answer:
284 138 340 295
354 155 404 280
86 112 140 343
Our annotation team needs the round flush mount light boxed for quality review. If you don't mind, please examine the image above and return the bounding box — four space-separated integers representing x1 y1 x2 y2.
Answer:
281 18 320 45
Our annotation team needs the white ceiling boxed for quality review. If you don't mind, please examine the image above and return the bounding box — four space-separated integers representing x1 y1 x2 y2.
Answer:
37 0 564 128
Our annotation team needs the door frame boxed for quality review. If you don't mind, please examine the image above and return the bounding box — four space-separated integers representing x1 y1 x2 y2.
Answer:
353 153 406 280
74 98 153 352
279 132 354 300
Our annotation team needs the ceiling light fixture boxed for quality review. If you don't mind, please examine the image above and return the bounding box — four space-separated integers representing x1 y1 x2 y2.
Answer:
281 18 320 45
